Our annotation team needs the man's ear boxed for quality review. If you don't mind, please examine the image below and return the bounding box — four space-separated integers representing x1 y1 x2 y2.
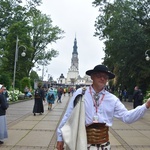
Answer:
91 74 94 80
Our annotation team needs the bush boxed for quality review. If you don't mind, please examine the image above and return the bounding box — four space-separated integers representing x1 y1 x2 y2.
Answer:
143 90 150 103
8 90 24 101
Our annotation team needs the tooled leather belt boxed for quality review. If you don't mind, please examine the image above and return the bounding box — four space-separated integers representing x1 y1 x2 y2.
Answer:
86 123 109 144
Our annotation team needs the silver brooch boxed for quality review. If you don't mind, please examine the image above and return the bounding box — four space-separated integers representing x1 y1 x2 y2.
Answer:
93 93 100 106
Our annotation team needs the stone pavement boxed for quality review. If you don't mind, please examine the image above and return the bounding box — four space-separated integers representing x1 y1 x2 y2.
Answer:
0 95 150 150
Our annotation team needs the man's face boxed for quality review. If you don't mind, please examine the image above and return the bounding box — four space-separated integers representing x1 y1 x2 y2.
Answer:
91 72 109 88
0 86 4 93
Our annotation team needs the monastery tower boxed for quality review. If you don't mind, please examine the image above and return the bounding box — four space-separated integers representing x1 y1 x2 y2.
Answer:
66 38 79 84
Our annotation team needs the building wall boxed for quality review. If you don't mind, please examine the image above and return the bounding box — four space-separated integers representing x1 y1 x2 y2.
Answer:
66 70 79 85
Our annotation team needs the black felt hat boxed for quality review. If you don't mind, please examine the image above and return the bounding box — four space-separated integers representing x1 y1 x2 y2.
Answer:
86 65 115 79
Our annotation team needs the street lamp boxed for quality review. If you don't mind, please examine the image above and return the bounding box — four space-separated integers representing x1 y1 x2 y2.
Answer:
12 36 26 100
145 49 150 61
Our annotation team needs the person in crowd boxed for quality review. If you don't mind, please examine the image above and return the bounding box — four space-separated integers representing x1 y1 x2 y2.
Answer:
123 88 127 102
46 88 56 110
63 88 66 96
3 87 9 101
133 86 144 108
57 87 63 103
70 86 75 96
33 83 45 116
56 64 150 150
118 88 123 101
24 86 29 96
26 90 32 98
42 86 47 98
0 84 9 144
67 87 71 96
53 87 58 100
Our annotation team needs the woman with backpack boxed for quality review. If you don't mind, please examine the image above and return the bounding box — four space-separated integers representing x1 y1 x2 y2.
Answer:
46 88 56 110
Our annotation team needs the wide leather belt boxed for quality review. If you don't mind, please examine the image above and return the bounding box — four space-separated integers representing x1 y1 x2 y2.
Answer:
86 123 109 144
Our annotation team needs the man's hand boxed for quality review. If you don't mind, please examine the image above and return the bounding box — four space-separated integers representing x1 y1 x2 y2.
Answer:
56 141 64 150
146 98 150 109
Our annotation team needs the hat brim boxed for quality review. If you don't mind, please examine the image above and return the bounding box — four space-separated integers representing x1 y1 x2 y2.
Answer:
86 70 115 79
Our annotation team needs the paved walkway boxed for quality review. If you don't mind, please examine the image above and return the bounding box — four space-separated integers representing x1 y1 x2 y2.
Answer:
0 95 150 150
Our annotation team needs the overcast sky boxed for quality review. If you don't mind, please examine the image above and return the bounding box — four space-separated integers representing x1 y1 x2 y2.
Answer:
36 0 105 81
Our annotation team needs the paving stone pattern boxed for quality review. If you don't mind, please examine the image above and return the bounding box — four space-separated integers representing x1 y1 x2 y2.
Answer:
0 96 150 150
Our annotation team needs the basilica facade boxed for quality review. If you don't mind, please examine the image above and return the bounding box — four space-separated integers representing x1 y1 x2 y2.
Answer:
58 37 92 86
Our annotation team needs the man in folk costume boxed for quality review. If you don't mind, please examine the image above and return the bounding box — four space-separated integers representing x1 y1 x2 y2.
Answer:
56 64 150 150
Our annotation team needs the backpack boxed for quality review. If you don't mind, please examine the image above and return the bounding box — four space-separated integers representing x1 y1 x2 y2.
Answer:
48 93 54 100
34 89 41 98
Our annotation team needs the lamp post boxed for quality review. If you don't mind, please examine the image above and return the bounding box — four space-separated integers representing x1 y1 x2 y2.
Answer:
145 49 150 61
12 36 26 101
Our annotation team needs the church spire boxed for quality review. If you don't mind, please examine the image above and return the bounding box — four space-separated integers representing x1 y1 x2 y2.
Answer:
66 36 79 85
70 37 79 71
72 37 78 55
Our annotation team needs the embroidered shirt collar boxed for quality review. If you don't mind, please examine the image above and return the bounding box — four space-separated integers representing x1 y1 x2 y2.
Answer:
89 85 106 95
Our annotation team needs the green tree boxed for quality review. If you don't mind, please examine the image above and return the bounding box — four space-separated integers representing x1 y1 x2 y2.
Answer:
0 0 64 89
93 0 150 93
27 8 64 68
0 73 11 90
29 70 39 89
20 77 31 93
30 70 39 80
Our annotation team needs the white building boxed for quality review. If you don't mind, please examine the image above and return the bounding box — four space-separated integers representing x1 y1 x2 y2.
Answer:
58 37 92 86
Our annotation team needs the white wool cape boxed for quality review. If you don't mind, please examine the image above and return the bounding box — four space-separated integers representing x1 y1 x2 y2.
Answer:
61 95 87 150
